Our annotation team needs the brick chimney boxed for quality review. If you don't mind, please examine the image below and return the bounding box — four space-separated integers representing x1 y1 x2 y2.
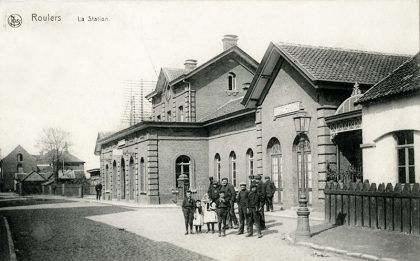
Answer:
184 59 198 71
222 34 238 51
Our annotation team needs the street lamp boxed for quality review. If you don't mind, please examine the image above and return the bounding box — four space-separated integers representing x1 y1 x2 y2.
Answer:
293 113 312 240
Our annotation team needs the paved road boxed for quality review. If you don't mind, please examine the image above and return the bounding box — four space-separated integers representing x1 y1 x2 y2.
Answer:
0 199 213 261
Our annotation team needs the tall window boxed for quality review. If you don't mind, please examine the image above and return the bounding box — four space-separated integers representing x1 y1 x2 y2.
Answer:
296 136 312 205
17 163 23 173
140 158 146 193
112 161 117 198
176 155 191 188
178 106 184 122
228 72 236 91
229 151 237 187
268 138 282 204
246 149 254 177
17 153 23 161
105 164 109 190
214 153 221 182
396 131 415 183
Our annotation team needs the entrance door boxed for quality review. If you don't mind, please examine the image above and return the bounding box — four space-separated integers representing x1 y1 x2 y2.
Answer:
129 157 135 200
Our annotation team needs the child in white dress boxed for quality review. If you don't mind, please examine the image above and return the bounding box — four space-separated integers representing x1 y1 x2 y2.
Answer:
193 200 204 233
204 200 218 233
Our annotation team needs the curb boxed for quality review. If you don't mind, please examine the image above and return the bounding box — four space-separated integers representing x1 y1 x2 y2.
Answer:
3 216 17 261
285 232 398 261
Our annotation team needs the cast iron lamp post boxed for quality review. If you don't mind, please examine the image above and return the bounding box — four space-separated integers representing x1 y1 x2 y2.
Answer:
293 113 312 240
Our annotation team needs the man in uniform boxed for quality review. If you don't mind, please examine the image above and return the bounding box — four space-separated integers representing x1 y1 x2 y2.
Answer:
247 184 263 238
182 190 195 235
265 176 276 212
95 183 103 200
220 178 238 229
255 175 266 229
236 182 249 235
216 191 229 237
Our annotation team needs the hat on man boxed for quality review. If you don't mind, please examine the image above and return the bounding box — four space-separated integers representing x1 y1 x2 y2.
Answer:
239 182 247 186
212 181 219 185
255 175 262 180
221 177 228 181
265 176 270 180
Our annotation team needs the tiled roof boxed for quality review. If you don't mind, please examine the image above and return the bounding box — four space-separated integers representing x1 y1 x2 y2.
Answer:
357 53 420 104
199 96 251 122
275 43 410 85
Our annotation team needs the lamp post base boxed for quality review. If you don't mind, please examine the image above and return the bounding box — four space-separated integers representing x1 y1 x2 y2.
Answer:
295 193 311 241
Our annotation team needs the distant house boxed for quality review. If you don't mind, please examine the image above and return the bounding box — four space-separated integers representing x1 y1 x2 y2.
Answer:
0 145 85 191
87 168 101 185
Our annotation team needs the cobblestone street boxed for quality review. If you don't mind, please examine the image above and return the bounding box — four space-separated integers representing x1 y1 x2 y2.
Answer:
0 199 213 261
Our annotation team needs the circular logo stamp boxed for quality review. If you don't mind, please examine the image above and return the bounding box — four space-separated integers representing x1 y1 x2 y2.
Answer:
8 14 22 28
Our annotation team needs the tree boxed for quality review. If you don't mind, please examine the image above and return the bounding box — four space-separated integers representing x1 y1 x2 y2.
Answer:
36 127 73 182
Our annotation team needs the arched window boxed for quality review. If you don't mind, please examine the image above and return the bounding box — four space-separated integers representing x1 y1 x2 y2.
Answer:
267 138 282 204
112 161 117 199
395 131 415 183
17 163 23 173
228 72 236 91
129 157 135 200
105 164 109 191
121 158 126 200
140 158 146 193
178 106 184 122
229 151 237 187
17 153 23 162
246 149 254 177
214 153 221 182
176 155 191 188
294 135 312 205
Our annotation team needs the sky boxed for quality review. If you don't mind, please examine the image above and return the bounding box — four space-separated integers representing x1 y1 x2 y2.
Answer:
0 0 419 174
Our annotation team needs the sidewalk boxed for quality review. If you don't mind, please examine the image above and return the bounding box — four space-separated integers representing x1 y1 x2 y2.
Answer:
289 223 420 261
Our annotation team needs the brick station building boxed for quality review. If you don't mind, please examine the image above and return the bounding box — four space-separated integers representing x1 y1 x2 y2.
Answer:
95 36 409 209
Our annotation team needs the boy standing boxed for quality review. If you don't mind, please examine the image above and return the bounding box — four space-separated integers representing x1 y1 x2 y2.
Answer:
216 191 229 237
236 182 249 235
182 190 195 235
247 184 263 238
265 176 276 212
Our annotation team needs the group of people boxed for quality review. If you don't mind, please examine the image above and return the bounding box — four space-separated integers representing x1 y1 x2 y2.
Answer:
182 175 277 238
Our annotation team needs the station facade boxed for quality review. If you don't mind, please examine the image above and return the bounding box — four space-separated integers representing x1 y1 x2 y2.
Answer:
95 36 410 209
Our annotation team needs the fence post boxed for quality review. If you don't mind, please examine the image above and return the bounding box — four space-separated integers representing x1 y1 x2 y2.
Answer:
385 183 394 231
342 182 350 225
355 182 363 227
362 181 370 227
393 183 402 232
377 183 386 229
402 184 411 233
324 182 331 223
369 183 377 229
331 183 337 225
349 183 356 226
336 183 343 225
411 184 420 234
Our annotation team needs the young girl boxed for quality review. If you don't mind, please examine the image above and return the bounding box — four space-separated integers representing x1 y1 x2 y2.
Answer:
193 200 204 233
204 199 218 233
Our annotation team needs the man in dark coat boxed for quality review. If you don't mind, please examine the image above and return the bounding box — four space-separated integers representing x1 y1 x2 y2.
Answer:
255 175 266 229
95 183 103 200
236 182 249 235
264 177 276 212
208 181 220 203
246 184 263 238
220 178 238 229
182 190 195 235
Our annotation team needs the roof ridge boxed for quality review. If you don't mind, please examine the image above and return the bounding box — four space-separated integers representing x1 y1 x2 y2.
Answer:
276 41 412 57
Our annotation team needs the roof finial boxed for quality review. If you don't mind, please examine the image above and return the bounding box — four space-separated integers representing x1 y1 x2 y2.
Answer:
352 82 361 96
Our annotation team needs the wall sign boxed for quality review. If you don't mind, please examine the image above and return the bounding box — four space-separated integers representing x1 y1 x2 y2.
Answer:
274 102 301 117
